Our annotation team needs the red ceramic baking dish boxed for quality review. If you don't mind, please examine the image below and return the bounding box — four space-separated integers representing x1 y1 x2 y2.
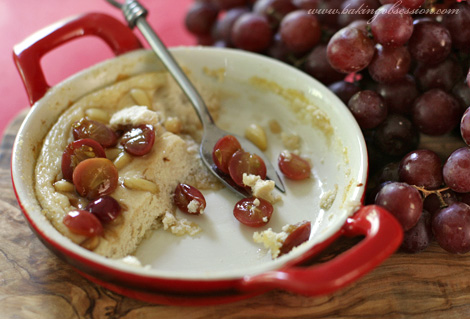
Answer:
11 12 402 306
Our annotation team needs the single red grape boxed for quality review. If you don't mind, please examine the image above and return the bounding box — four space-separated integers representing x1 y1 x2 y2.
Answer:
229 150 267 187
347 90 388 129
278 151 311 180
233 197 273 227
231 13 272 52
279 10 321 54
72 117 118 148
174 183 206 215
327 27 375 74
443 147 470 193
86 195 122 224
120 124 155 156
398 149 443 189
73 158 119 199
212 135 242 174
375 182 423 231
61 139 106 181
370 4 413 48
433 202 470 254
63 210 103 237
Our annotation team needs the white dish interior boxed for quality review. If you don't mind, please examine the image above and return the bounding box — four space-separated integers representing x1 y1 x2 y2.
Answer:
12 47 367 280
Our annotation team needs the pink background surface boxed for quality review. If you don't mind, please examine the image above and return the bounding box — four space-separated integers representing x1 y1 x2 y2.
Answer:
1 0 195 137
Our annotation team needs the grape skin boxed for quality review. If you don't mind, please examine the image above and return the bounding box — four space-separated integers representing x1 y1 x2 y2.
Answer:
443 147 470 193
375 182 423 231
368 44 411 84
461 107 470 146
279 10 321 54
412 89 461 136
326 27 375 74
231 13 273 52
398 149 443 190
401 209 432 253
433 202 470 254
347 90 388 129
408 20 452 66
370 4 414 48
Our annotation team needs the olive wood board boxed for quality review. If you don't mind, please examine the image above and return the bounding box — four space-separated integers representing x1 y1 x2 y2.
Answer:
1 110 470 319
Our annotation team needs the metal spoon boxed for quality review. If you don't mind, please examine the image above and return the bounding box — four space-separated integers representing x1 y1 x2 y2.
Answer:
106 0 285 197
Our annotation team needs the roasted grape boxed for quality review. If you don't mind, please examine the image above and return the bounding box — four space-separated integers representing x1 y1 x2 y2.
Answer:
278 150 311 180
233 197 273 227
174 183 207 215
86 195 122 224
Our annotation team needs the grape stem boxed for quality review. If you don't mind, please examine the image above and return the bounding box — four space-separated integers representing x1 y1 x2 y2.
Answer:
412 185 451 208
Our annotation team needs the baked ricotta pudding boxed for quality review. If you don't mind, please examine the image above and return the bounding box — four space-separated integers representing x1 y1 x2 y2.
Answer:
34 71 221 259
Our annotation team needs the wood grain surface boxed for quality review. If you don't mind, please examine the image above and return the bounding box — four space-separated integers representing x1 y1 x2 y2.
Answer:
2 110 470 319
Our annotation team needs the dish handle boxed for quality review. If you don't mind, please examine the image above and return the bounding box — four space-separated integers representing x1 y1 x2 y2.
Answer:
13 12 142 105
240 204 403 296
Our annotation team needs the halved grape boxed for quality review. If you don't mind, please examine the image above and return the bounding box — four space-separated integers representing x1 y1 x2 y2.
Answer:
229 150 267 187
86 195 122 224
278 151 311 180
72 117 118 148
212 135 242 174
233 197 273 227
61 139 106 181
73 158 119 199
279 221 311 256
121 124 155 156
174 183 206 215
63 210 103 237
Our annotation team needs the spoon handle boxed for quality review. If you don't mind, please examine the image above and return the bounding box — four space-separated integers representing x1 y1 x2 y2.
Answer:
118 0 215 127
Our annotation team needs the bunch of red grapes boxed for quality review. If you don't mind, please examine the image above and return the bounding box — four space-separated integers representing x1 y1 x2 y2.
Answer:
184 0 470 254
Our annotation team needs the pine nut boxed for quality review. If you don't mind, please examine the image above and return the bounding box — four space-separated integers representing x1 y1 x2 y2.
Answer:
54 180 75 193
105 147 122 161
123 177 159 193
85 108 110 123
245 124 267 151
130 88 152 108
268 119 282 134
164 117 182 134
113 152 133 170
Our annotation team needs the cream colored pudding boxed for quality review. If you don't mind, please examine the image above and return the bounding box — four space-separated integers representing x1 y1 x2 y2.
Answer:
34 71 220 258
